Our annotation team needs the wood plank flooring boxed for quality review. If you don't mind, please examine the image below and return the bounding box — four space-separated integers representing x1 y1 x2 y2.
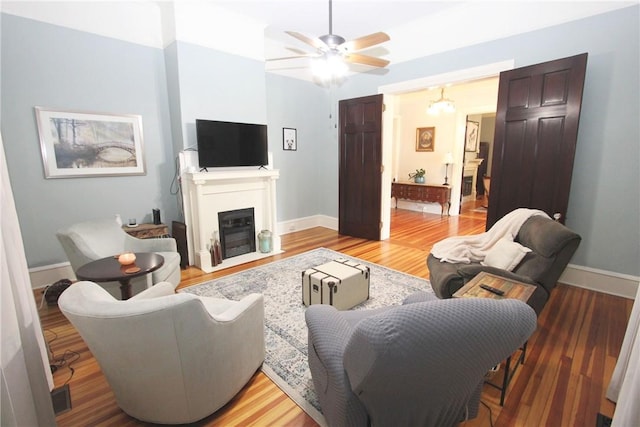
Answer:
40 204 632 426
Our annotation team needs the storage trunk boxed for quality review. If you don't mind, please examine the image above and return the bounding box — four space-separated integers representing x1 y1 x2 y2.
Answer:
302 258 370 310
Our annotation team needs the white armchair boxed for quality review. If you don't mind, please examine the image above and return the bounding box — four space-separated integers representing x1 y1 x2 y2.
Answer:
58 281 265 424
57 218 181 298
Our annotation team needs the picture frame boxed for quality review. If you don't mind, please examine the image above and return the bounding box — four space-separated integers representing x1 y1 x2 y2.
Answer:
283 127 297 151
465 120 479 152
35 107 145 178
416 127 435 152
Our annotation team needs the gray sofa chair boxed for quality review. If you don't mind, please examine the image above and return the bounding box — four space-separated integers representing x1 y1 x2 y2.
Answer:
57 217 181 298
58 281 265 424
427 215 581 314
306 297 537 427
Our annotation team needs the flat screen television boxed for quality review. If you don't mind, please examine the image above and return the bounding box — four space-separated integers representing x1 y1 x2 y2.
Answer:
196 119 268 168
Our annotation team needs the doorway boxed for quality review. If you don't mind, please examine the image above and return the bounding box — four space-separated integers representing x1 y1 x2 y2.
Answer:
378 60 513 239
460 112 495 214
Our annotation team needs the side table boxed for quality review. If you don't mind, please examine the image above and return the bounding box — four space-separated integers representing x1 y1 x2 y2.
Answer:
123 223 169 239
76 253 164 300
454 272 537 406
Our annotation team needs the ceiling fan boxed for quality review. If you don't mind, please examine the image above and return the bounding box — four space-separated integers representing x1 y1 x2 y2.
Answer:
268 0 390 77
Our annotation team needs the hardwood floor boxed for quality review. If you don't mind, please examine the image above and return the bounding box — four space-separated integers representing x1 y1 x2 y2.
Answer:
40 203 631 426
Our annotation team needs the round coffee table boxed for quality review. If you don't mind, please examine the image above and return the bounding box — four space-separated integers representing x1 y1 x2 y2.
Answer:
76 253 165 300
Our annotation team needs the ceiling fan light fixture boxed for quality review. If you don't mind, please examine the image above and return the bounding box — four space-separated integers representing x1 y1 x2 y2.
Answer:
271 0 390 82
311 54 348 80
427 88 456 115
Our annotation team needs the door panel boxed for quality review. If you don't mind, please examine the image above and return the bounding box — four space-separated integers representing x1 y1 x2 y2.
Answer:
487 53 587 227
339 94 383 240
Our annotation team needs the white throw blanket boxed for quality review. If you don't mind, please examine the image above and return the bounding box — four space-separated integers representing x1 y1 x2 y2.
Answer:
431 208 550 264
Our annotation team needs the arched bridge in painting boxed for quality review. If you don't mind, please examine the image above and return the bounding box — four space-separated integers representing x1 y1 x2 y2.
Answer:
95 141 135 155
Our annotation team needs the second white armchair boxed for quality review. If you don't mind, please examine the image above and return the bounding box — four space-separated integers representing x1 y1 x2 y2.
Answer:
57 217 181 298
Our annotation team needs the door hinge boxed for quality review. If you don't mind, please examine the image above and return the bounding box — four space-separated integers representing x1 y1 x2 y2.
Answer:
380 165 385 173
379 221 383 230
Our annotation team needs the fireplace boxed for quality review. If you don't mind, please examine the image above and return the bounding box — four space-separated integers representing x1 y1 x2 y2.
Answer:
462 176 474 197
178 155 282 273
218 208 256 259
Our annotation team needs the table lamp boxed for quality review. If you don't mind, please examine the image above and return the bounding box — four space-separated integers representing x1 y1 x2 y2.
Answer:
443 152 454 185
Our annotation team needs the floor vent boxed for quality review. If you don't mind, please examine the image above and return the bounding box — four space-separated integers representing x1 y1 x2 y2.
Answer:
51 384 72 415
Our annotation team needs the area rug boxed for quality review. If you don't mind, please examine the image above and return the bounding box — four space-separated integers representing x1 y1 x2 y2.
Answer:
181 248 433 425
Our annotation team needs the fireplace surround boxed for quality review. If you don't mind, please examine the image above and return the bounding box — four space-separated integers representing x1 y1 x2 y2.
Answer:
181 167 281 273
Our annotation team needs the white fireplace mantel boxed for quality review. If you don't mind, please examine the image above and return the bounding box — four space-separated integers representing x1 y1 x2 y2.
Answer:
463 158 483 200
181 168 281 273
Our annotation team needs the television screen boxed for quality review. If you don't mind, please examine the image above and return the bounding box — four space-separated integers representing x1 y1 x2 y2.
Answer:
196 119 268 168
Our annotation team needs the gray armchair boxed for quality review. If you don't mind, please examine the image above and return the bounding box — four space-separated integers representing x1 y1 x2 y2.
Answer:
58 281 265 424
306 297 537 427
57 218 181 298
428 215 581 314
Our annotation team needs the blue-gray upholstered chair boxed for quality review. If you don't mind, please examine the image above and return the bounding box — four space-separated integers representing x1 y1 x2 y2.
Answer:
428 215 581 314
305 296 537 427
57 217 181 298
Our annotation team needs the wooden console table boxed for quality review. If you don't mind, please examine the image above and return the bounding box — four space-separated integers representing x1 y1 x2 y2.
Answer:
391 182 451 216
123 223 169 239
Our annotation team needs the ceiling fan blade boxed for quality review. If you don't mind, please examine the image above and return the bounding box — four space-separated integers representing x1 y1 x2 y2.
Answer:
344 53 390 68
341 32 390 52
287 47 310 56
266 54 318 62
285 31 327 51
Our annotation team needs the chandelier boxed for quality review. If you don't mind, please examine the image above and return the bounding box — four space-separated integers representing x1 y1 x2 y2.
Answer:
427 88 456 114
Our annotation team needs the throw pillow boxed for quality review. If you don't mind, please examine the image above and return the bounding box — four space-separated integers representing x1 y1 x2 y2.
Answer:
482 239 532 271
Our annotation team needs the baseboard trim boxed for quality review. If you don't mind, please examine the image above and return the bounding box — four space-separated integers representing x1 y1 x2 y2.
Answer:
30 262 75 290
277 215 338 235
560 264 639 299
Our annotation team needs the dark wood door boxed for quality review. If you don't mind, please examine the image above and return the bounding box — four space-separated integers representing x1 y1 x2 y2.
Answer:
487 53 588 228
338 94 383 240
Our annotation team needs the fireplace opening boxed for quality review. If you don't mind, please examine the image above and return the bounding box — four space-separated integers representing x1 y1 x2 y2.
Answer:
218 208 256 259
462 176 474 197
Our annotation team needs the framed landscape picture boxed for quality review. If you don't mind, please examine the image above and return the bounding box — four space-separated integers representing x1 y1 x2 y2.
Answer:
416 127 435 152
465 120 479 152
35 107 146 178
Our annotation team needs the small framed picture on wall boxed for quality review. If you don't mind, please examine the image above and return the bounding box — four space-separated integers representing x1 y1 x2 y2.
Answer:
416 127 435 152
465 121 479 152
283 128 297 151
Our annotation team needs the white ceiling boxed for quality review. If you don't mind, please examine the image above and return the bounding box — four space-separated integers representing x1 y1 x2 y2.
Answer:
213 0 635 79
2 1 635 81
215 0 458 41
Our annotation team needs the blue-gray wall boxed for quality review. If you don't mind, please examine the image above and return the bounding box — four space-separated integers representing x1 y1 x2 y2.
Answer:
266 73 336 220
1 14 176 267
1 6 638 280
338 6 640 277
170 41 268 150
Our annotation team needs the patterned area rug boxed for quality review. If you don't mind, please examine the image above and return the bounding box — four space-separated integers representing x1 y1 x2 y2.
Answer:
182 248 433 425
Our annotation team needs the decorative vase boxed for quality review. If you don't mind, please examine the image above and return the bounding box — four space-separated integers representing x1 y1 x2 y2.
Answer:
415 176 425 184
214 231 223 264
210 231 222 266
258 230 272 253
209 240 218 266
